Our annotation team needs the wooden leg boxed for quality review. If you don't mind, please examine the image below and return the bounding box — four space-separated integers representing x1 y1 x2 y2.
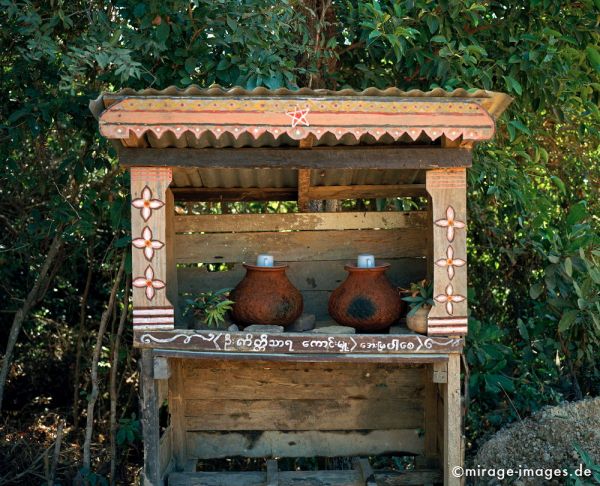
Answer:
423 365 440 467
444 354 462 486
266 459 279 486
141 349 162 486
169 359 187 471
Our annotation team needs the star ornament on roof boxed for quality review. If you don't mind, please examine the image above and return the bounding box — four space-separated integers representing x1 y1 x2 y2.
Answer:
286 106 310 128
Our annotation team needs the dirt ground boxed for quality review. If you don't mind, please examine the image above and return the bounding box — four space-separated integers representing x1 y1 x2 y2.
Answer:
471 397 600 485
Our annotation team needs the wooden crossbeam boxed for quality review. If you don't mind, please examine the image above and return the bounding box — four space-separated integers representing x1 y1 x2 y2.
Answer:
118 146 472 169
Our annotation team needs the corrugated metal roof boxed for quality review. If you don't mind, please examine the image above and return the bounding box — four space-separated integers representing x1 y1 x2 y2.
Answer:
91 85 512 149
170 168 424 189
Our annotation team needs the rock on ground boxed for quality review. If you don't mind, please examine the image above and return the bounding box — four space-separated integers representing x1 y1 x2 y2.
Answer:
471 397 600 485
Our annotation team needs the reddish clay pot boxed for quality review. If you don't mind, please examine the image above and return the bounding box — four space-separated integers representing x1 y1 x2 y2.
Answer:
230 264 303 328
328 264 402 331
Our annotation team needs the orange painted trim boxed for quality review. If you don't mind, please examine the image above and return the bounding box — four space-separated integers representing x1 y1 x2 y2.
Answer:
99 96 496 142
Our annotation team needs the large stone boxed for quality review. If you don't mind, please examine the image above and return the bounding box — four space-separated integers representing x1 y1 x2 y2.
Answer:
227 324 240 332
310 325 356 335
244 324 284 333
287 313 316 332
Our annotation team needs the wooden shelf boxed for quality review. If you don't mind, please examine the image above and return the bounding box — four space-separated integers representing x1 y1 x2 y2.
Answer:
134 329 463 362
168 468 443 486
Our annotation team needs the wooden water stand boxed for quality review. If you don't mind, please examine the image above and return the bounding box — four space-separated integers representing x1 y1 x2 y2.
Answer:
92 86 511 486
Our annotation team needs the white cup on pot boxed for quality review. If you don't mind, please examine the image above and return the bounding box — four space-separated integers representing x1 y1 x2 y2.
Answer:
357 254 375 268
256 254 274 267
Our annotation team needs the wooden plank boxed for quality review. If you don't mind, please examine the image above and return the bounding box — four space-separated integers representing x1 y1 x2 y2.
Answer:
353 457 376 486
184 398 423 431
172 187 297 202
165 189 180 324
376 470 443 485
178 259 426 294
423 366 438 463
266 459 279 486
119 147 472 170
159 426 173 480
176 228 427 263
444 354 462 486
153 350 451 364
168 470 443 486
280 470 361 486
298 169 311 211
186 429 423 458
168 359 188 471
174 211 427 233
182 362 425 400
169 471 265 486
135 329 463 354
433 362 447 383
307 184 426 199
140 349 161 486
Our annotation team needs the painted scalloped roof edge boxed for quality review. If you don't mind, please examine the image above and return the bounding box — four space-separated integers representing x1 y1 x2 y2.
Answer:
89 84 513 121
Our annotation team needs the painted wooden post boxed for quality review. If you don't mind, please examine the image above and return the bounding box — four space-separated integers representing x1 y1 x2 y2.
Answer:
130 167 175 330
426 168 468 336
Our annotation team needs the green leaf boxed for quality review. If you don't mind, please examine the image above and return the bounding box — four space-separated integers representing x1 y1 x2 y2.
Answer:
133 3 146 17
550 175 566 195
529 283 544 299
508 119 531 135
517 319 529 340
184 57 196 74
585 45 600 72
567 202 587 226
558 309 578 333
504 75 523 95
156 22 170 43
564 257 573 277
426 16 439 34
431 35 447 43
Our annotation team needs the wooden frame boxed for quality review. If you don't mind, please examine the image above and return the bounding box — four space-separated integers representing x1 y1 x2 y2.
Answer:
93 87 510 486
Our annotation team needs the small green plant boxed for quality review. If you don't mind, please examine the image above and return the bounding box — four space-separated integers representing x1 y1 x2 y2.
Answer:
566 443 600 485
402 279 434 316
184 288 234 328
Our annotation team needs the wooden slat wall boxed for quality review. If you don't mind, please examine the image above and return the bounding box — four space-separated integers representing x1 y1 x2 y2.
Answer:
180 359 425 459
175 211 428 320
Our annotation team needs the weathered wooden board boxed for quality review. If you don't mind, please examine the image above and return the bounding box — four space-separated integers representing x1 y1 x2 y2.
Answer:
184 398 423 431
185 429 424 459
182 361 425 400
178 259 426 293
172 187 297 202
135 329 463 354
169 471 266 486
176 228 426 263
169 359 187 470
140 349 160 485
119 146 473 170
444 353 462 486
169 469 444 486
159 426 173 480
174 211 427 233
307 184 426 199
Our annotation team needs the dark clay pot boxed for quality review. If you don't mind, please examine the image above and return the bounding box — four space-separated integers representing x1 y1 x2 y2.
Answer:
230 264 303 328
328 264 402 331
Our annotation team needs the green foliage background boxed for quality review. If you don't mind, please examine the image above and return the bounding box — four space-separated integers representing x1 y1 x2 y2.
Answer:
1 0 599 481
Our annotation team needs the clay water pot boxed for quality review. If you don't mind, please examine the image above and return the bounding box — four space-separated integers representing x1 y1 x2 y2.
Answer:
230 264 303 328
328 264 402 332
